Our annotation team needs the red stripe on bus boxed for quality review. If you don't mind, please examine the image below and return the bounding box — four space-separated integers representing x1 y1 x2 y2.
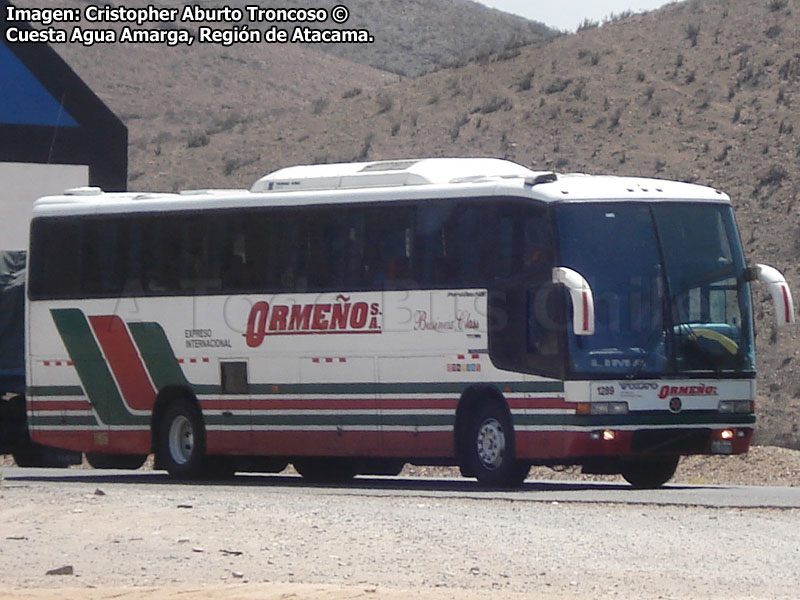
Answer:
380 431 452 457
200 400 251 410
89 315 156 411
31 430 90 452
378 398 457 409
33 430 151 455
582 291 590 332
29 401 91 411
249 430 380 455
782 285 791 323
507 397 573 410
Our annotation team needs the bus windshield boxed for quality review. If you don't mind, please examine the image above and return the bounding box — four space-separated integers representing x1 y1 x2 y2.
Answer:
556 202 755 377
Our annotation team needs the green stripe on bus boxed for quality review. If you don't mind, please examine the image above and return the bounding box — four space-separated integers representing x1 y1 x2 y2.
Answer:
28 414 99 427
50 309 132 426
127 321 220 395
27 385 84 396
379 414 455 427
128 321 192 389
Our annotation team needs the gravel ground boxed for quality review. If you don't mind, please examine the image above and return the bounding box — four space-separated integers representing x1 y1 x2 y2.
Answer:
1 445 799 600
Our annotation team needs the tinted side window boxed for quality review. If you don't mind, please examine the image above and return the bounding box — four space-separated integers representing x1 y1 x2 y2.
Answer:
310 207 367 291
29 218 81 299
495 202 553 280
487 201 563 379
29 198 554 300
364 205 414 290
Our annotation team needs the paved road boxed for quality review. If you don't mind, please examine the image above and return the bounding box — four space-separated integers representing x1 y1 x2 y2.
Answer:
3 466 800 598
5 466 800 508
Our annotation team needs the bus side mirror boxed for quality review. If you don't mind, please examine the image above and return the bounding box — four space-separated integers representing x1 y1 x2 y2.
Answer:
750 264 795 327
552 267 595 336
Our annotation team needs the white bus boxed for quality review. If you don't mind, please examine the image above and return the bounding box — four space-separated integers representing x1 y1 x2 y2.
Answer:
25 158 794 487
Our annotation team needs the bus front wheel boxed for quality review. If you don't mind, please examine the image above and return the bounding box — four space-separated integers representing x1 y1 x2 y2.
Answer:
157 399 206 479
620 456 680 488
462 403 530 488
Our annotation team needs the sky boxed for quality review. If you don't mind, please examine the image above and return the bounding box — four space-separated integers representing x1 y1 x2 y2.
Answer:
477 0 672 32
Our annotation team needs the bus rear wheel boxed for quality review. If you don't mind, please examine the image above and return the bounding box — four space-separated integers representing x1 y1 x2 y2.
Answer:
157 399 206 479
86 453 147 470
461 403 530 489
620 456 680 488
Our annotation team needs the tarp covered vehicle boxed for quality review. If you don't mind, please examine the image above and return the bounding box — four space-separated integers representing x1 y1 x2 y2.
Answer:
1 251 79 466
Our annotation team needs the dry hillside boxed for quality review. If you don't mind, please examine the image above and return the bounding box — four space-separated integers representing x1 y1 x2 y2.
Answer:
231 0 555 75
16 0 800 447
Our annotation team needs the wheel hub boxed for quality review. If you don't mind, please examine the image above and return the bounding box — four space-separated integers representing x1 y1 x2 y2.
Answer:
476 418 505 470
168 415 194 465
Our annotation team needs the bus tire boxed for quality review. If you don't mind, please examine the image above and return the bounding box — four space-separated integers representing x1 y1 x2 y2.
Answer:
462 403 530 488
620 456 680 489
157 399 206 479
86 453 148 470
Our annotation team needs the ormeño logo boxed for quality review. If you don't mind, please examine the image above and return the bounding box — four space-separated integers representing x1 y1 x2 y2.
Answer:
245 295 381 347
657 384 718 399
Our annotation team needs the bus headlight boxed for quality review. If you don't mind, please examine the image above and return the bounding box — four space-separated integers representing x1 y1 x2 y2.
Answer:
718 400 753 413
589 429 617 441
